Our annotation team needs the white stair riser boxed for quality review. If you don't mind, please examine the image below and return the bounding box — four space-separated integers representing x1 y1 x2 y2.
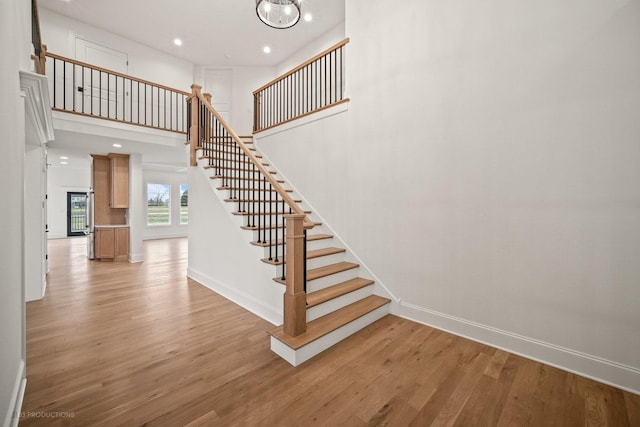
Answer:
306 238 334 251
307 268 360 293
230 214 296 226
270 304 390 366
306 252 346 270
247 229 286 242
306 285 375 322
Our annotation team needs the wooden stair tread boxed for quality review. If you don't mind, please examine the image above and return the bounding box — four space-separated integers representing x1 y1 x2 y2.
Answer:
307 247 346 259
250 233 333 247
203 164 271 171
268 295 390 350
225 198 302 203
306 278 375 308
272 261 359 285
233 210 311 216
261 247 345 266
308 234 334 242
196 147 262 159
211 176 284 183
308 261 359 281
217 186 293 193
243 221 321 232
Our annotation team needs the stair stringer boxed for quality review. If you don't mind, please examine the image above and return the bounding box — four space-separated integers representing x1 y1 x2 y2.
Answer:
253 139 401 314
186 163 285 326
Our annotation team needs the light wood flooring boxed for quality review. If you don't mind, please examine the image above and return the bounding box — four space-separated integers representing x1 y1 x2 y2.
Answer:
21 237 639 426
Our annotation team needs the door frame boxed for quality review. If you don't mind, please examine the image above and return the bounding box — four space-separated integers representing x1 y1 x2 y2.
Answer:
67 192 87 237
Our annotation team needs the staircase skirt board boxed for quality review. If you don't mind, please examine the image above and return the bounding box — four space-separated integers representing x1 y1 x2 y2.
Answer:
270 303 390 366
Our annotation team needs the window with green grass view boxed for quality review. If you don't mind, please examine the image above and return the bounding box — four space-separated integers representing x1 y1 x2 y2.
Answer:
147 183 171 225
180 184 188 225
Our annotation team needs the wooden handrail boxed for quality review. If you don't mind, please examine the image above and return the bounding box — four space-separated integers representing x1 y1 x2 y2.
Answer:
253 38 350 95
194 90 315 229
31 0 46 74
45 52 190 96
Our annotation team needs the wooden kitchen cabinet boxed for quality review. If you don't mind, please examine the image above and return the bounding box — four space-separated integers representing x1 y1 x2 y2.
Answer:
95 228 115 259
95 226 129 262
108 154 129 208
114 227 129 262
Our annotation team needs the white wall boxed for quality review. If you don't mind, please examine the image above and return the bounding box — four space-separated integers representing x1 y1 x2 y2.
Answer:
129 154 144 261
47 163 91 239
0 0 31 424
142 169 188 240
187 165 284 325
275 22 346 76
256 0 640 393
39 8 193 91
24 145 47 301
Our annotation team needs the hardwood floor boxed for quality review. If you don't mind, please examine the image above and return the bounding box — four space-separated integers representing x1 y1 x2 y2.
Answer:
21 237 639 426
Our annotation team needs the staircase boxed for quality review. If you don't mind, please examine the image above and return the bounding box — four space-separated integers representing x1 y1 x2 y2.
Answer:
190 88 391 366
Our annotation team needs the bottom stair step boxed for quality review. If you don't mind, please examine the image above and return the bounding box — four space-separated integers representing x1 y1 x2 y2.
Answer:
268 295 390 351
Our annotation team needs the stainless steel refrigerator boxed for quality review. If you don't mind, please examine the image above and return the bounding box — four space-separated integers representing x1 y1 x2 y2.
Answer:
85 190 95 259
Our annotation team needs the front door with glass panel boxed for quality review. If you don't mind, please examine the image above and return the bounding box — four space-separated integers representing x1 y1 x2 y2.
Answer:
67 192 87 237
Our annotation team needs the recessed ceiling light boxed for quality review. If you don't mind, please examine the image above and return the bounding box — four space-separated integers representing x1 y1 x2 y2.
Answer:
60 156 69 160
113 143 122 148
263 46 271 54
60 161 68 165
174 38 183 46
304 13 313 22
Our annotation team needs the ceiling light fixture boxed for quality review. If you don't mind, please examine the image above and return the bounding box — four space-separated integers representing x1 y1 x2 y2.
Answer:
60 156 69 160
113 143 122 148
263 46 271 54
174 38 183 46
304 13 312 22
256 0 301 29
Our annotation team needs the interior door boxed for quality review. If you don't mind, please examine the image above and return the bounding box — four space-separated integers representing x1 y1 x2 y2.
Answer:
75 38 129 120
204 69 232 125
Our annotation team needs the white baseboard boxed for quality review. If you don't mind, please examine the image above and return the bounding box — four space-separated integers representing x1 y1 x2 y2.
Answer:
128 253 144 263
143 233 188 241
187 267 281 326
399 301 640 395
3 359 25 427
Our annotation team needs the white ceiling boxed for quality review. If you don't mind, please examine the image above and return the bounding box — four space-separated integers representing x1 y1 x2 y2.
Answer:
39 0 346 67
48 129 188 171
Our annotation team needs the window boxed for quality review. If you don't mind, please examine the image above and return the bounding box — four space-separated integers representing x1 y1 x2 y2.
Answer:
147 183 170 225
180 184 188 225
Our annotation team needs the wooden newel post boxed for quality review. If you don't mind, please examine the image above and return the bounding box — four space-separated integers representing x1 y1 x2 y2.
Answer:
189 84 202 166
203 93 212 104
283 214 307 337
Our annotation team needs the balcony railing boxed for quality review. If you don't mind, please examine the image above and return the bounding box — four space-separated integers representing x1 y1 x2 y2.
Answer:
45 52 189 134
253 38 350 133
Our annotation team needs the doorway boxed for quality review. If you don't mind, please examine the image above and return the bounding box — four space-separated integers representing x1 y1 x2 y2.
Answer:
67 192 87 237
